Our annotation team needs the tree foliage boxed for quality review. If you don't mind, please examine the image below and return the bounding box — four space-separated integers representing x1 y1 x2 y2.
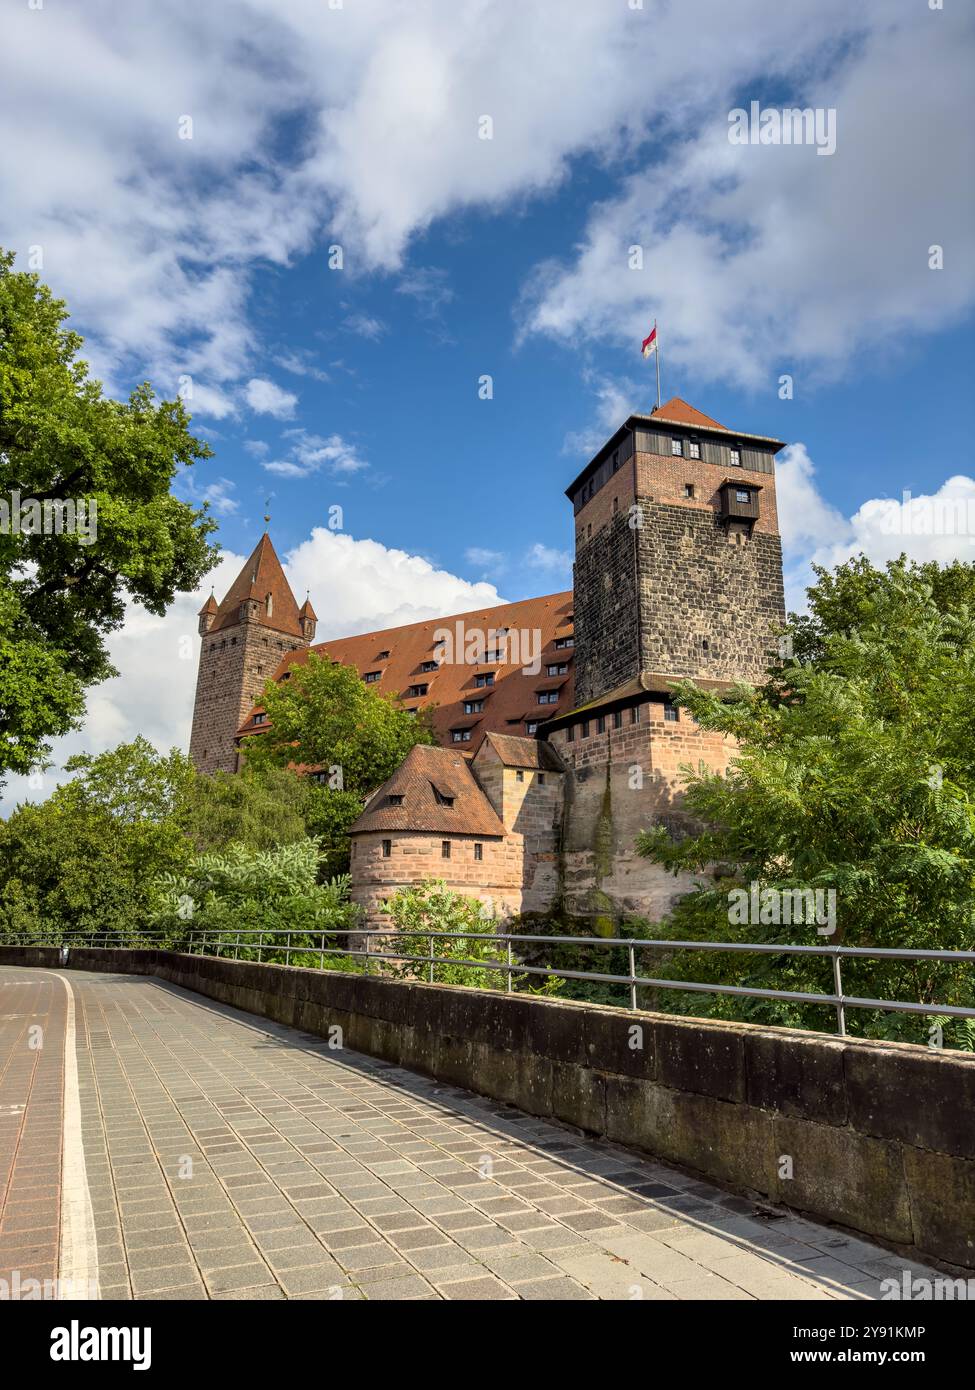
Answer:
0 249 218 778
242 650 436 870
637 556 975 1047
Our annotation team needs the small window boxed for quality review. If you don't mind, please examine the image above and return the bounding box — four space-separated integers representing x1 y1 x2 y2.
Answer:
665 705 679 723
464 699 485 714
684 484 695 499
474 843 483 861
566 724 575 743
538 773 546 786
253 712 267 725
736 489 751 503
516 770 525 782
364 670 381 683
382 839 392 858
408 684 429 697
729 449 741 467
387 794 404 806
265 592 273 617
231 637 237 646
537 690 559 705
451 729 472 743
613 710 623 730
631 705 641 725
581 720 590 738
612 496 619 515
688 441 701 460
474 673 495 688
671 438 683 456
526 721 539 734
597 715 606 734
586 523 592 539
433 788 454 807
441 840 451 859
547 662 569 677
555 636 574 650
419 660 438 673
378 650 391 660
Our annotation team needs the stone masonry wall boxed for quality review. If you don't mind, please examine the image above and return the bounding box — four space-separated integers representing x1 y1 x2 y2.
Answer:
547 700 735 923
189 619 307 775
350 830 524 926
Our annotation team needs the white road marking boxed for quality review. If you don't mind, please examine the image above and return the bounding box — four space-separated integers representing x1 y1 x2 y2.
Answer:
52 972 100 1300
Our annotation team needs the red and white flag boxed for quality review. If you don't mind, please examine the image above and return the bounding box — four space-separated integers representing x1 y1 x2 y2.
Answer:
641 325 657 358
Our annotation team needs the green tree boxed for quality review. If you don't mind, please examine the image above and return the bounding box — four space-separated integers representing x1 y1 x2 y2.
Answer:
153 839 361 969
0 249 218 778
183 766 311 854
637 557 975 1047
0 738 194 941
243 651 436 870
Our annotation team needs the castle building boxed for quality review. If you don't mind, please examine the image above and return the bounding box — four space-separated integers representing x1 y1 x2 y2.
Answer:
189 397 786 924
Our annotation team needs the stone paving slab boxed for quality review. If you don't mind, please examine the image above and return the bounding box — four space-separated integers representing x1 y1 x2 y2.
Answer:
0 966 946 1301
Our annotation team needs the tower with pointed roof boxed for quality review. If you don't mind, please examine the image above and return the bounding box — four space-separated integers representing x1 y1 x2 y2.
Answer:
564 397 786 706
188 534 315 775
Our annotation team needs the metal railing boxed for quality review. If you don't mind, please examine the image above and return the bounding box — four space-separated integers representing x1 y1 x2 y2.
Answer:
11 927 975 1038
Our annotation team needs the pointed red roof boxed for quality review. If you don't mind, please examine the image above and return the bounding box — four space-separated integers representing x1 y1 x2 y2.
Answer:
210 533 304 637
299 596 318 622
652 397 727 431
198 592 219 617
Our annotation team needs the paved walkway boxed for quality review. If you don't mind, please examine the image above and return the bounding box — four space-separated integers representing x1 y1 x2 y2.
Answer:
0 965 942 1301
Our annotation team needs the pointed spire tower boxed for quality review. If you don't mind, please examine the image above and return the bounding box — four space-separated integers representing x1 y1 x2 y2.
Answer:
188 533 314 775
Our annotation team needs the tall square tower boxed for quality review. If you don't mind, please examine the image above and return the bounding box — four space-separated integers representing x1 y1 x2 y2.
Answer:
566 397 786 705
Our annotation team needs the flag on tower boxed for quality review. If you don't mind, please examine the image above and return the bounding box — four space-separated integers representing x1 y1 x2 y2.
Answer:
641 324 657 357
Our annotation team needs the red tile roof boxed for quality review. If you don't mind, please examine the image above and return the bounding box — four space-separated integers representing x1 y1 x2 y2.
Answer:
239 589 575 754
651 397 727 431
212 534 304 637
348 744 506 837
476 732 565 772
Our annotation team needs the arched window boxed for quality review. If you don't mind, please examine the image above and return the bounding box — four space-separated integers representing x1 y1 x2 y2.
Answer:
265 592 273 618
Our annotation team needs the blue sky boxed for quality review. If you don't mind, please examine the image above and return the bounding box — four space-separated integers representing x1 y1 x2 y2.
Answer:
1 0 972 807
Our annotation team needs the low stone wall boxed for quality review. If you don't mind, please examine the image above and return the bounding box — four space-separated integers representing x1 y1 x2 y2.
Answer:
4 944 972 1271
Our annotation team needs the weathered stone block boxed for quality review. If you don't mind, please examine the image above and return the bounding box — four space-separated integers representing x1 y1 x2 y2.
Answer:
744 1029 848 1125
654 1017 745 1102
772 1115 913 1245
903 1146 975 1270
845 1043 975 1158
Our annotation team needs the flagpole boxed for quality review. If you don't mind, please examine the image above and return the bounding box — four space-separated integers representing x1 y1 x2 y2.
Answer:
654 318 661 410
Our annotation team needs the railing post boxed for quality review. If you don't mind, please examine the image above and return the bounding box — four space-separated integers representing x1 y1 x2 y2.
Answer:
506 939 513 994
628 943 637 1011
320 932 326 971
832 953 846 1036
428 933 435 984
234 930 240 961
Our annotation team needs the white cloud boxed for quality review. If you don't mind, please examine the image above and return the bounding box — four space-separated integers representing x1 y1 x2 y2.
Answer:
524 542 572 575
244 377 298 419
1 525 504 816
5 1 967 410
264 429 368 480
272 350 331 383
343 313 387 341
518 10 975 387
777 446 975 611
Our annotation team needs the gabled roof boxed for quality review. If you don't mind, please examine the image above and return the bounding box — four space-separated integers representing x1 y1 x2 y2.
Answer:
238 589 575 752
651 397 726 430
348 745 506 838
476 732 564 773
210 534 304 637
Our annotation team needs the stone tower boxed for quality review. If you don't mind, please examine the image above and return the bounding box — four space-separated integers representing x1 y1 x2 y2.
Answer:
566 398 786 705
188 534 317 775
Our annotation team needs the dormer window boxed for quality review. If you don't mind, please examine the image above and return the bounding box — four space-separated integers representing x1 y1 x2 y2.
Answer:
432 786 455 807
537 690 559 705
387 794 404 806
419 660 439 673
378 650 390 660
451 729 472 743
474 673 494 688
464 699 485 714
407 684 429 698
253 712 267 725
364 670 381 683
